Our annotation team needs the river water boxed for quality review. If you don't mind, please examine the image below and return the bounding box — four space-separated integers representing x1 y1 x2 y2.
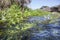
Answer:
26 16 60 40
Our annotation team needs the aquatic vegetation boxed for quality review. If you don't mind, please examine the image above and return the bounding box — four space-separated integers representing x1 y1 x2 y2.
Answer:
0 4 60 40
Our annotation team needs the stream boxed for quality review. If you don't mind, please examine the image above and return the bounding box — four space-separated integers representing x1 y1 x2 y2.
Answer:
26 16 60 40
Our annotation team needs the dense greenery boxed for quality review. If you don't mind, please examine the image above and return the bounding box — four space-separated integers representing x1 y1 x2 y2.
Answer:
0 4 60 40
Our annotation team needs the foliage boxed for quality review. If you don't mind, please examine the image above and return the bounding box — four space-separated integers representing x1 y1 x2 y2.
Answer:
0 4 55 40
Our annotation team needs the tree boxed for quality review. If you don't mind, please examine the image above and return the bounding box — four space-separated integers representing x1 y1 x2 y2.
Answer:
10 0 31 13
18 0 31 13
0 0 11 10
0 0 31 13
